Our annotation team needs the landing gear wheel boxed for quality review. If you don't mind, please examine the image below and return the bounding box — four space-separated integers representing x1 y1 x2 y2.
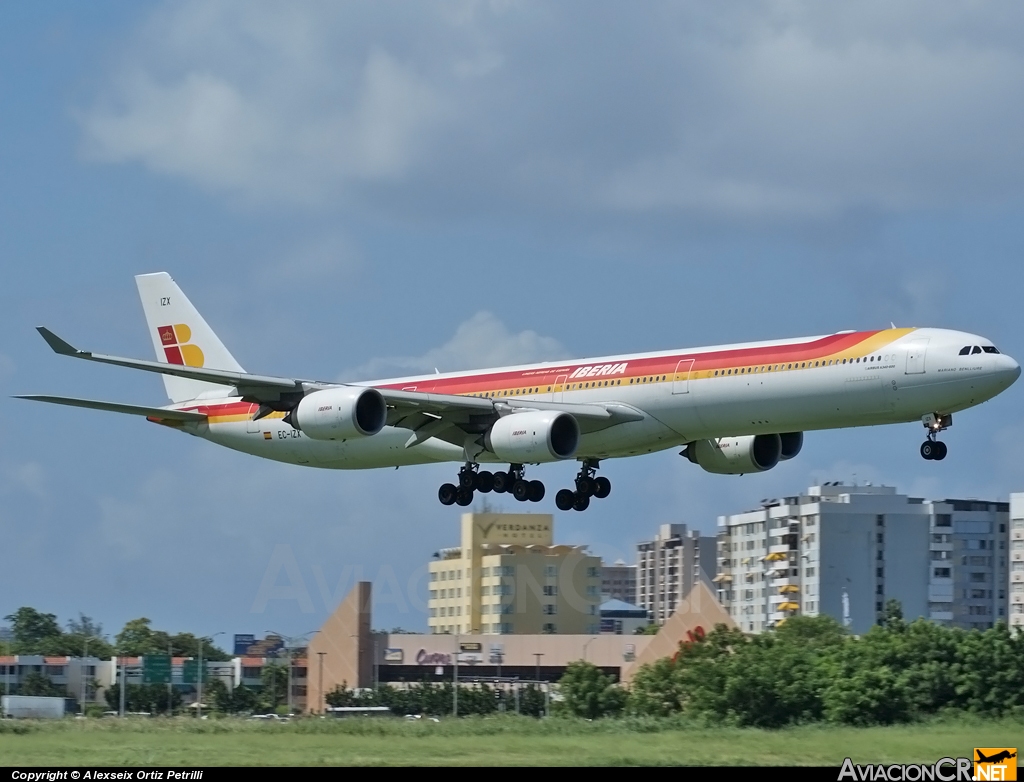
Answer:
456 488 474 506
492 471 513 494
933 441 948 461
439 483 458 506
576 476 595 497
528 480 545 502
476 471 494 493
512 480 531 502
920 441 936 460
555 489 576 511
459 470 477 490
573 493 591 512
593 476 611 499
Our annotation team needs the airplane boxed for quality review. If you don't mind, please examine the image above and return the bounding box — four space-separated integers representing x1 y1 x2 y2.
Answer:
15 273 1020 512
976 750 1016 764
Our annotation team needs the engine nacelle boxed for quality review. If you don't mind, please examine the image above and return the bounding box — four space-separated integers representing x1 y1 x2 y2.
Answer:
289 386 387 440
685 434 782 475
484 411 580 463
779 432 803 461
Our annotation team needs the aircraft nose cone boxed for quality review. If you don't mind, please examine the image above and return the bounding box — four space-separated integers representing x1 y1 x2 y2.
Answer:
1002 355 1021 387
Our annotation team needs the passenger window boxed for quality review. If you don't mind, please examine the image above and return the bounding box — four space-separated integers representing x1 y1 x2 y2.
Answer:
972 346 982 355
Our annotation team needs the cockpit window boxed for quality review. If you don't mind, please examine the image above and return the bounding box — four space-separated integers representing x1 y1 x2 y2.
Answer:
982 346 1000 354
972 346 983 354
959 346 971 356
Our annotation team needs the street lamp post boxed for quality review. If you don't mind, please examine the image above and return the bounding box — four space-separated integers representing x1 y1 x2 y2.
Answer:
80 637 88 717
316 652 326 714
533 653 544 718
197 632 225 720
118 651 126 718
453 630 458 717
582 637 596 662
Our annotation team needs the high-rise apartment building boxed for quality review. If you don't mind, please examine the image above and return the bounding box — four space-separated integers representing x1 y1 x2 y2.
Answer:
427 513 602 635
601 559 637 603
715 483 1009 635
1010 494 1024 635
636 523 716 625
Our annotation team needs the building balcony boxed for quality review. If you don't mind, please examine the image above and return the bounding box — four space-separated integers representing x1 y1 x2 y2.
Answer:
929 612 954 621
929 543 954 552
768 544 793 556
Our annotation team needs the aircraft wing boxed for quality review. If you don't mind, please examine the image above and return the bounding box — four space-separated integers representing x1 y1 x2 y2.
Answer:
36 327 310 403
13 395 207 423
34 327 644 443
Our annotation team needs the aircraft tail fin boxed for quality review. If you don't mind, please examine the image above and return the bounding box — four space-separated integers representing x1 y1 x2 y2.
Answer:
135 272 245 403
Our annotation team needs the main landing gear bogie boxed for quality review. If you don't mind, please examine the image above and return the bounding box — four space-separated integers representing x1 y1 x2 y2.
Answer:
555 460 611 512
920 412 952 462
438 463 544 507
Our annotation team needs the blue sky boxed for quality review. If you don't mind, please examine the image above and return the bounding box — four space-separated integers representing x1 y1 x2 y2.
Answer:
3 1 1024 643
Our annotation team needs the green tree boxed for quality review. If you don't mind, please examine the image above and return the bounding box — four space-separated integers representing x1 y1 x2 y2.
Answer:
20 672 64 697
557 661 626 718
4 607 62 651
635 623 660 635
260 663 290 711
116 618 158 656
66 613 103 638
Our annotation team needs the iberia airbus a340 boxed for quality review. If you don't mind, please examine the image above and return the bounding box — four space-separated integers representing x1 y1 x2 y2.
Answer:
17 273 1020 511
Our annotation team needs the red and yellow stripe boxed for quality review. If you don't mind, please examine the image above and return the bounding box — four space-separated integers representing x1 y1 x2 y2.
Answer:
169 329 913 423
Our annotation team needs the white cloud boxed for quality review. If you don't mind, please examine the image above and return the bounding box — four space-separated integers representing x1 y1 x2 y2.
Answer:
79 1 1024 221
340 310 568 380
80 3 448 206
1 462 47 501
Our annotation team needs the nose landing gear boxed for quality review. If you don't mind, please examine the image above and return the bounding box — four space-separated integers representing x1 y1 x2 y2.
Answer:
920 413 951 461
555 459 611 512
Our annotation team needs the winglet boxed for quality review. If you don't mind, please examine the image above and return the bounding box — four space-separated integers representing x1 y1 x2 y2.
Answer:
36 327 82 356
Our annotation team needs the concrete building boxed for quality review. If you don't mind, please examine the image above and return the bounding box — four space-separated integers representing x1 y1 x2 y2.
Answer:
601 560 637 603
715 483 1009 635
1010 493 1024 634
0 656 103 705
599 599 650 635
427 512 602 636
636 523 716 625
307 580 735 710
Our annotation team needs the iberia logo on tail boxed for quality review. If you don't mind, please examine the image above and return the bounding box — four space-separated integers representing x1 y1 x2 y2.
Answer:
158 324 204 367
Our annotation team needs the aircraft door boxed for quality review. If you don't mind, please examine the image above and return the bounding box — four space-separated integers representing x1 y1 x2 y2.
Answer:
552 375 568 402
905 339 929 375
672 359 695 394
246 403 261 434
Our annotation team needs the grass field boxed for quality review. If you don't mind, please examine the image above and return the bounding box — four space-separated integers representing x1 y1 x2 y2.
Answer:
1 715 1021 766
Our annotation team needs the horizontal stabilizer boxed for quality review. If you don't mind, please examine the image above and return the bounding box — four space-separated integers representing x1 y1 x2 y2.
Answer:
13 394 207 423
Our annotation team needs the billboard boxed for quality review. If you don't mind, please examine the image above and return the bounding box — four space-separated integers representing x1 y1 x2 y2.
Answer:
233 634 284 657
142 655 171 684
233 634 256 656
181 659 208 684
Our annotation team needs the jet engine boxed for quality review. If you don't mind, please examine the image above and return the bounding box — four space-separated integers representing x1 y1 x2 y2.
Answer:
684 434 782 475
484 411 579 463
779 432 803 461
286 386 387 440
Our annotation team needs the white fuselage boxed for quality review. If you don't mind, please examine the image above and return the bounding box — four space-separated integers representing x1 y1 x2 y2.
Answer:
173 327 1019 469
